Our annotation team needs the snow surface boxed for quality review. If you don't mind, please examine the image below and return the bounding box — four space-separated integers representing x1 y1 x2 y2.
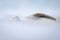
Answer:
0 0 60 40
0 13 60 40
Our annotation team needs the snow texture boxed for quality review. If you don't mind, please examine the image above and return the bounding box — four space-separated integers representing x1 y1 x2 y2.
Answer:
0 0 60 40
0 14 60 40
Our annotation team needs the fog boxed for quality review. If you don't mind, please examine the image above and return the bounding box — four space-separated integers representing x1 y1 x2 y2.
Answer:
0 0 60 40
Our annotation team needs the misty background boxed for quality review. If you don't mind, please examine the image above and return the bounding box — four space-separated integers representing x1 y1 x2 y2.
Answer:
0 0 60 40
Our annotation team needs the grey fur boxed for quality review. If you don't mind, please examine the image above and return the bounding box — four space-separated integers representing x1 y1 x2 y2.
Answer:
33 13 56 21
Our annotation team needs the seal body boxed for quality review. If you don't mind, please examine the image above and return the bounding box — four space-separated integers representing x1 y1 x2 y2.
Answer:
33 13 56 21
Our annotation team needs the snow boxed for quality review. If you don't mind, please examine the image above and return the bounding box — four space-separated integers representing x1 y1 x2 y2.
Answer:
0 13 60 40
0 0 60 40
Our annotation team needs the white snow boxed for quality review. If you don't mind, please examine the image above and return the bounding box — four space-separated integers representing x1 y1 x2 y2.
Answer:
0 0 60 40
0 13 60 40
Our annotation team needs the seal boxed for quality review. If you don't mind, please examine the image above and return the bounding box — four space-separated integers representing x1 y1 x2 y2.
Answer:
33 13 56 21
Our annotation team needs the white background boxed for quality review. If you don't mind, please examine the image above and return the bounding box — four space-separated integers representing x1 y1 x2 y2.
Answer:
0 0 60 40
